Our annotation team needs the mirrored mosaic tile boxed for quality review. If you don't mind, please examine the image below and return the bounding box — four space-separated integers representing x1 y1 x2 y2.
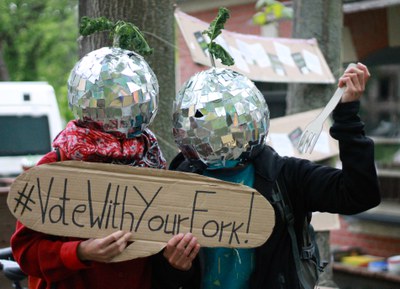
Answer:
68 47 159 137
173 67 270 167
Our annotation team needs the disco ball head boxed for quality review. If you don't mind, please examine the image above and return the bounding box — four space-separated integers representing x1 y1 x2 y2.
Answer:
172 67 270 167
68 46 159 138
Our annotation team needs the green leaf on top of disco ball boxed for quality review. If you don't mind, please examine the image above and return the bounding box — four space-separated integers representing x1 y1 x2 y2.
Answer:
202 7 235 67
79 16 153 56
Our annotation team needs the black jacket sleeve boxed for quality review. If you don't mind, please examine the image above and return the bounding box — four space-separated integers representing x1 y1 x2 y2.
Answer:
283 101 381 214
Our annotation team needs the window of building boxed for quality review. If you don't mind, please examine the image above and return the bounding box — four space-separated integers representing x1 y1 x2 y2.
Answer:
356 64 400 223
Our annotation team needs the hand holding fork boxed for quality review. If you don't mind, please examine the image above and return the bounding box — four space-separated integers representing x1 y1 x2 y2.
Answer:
297 63 370 154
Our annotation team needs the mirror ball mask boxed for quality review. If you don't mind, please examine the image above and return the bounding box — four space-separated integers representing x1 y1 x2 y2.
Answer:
67 47 159 138
172 67 270 168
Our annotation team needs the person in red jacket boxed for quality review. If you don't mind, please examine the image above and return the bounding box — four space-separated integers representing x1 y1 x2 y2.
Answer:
11 47 200 289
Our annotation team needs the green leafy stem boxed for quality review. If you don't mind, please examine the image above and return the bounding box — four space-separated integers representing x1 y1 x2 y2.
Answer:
79 16 153 56
202 7 235 67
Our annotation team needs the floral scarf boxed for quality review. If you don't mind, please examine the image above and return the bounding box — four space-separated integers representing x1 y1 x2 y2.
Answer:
53 120 166 169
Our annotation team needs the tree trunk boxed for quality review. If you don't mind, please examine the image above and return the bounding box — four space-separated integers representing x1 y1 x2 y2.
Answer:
286 0 343 114
78 0 177 163
287 1 343 287
0 42 10 81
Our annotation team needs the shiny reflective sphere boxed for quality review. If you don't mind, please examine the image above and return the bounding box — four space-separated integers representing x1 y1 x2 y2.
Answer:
173 67 270 167
68 47 159 137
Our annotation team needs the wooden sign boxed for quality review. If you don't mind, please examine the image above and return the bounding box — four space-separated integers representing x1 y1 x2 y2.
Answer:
268 108 339 162
8 161 275 262
175 9 335 84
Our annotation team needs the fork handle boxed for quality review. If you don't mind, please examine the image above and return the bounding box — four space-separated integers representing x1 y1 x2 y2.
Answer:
316 86 346 121
316 63 357 121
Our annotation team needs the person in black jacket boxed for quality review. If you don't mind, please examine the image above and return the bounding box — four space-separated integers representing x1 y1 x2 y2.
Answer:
166 62 381 289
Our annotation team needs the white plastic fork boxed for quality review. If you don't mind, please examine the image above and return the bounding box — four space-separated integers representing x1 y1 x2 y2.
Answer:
297 63 357 154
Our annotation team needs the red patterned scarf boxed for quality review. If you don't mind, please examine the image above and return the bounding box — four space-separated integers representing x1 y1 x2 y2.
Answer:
53 120 166 169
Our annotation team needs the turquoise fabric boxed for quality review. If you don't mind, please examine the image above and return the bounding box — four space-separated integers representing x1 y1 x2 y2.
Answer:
207 160 240 170
202 164 255 289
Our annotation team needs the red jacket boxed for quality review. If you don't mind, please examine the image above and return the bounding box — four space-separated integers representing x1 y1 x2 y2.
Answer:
11 151 151 289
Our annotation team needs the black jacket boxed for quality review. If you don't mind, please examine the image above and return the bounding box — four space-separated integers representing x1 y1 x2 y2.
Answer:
165 101 381 289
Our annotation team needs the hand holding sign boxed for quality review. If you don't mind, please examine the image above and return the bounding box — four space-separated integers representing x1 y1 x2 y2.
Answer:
78 230 133 263
163 233 201 271
8 161 274 262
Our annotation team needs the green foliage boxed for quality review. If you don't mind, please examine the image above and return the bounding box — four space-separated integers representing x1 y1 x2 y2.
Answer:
113 21 153 55
253 0 293 25
0 0 79 122
203 7 230 42
202 7 234 66
79 16 114 36
79 17 153 55
208 43 234 66
375 143 400 168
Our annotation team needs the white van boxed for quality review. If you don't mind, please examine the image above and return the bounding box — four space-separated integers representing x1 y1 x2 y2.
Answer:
0 82 64 177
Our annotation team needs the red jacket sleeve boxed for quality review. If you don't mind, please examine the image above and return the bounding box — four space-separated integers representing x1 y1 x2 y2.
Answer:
11 151 91 283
